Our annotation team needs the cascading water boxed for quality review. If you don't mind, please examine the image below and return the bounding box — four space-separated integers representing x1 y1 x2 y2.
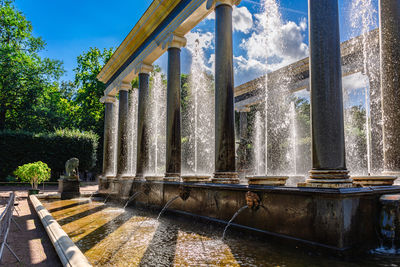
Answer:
249 0 294 177
183 39 215 175
147 72 166 175
108 100 119 177
128 88 138 176
290 101 297 176
253 111 264 175
348 0 380 175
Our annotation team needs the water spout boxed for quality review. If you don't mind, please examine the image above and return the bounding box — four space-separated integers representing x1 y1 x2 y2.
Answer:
123 191 143 209
222 205 248 240
103 193 111 204
156 195 180 221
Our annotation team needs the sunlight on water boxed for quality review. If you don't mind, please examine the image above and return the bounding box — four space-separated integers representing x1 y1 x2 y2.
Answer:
41 199 400 266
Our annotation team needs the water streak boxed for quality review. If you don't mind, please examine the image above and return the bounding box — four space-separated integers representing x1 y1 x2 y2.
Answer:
103 193 111 204
183 39 215 175
156 195 180 221
222 205 248 239
123 191 143 209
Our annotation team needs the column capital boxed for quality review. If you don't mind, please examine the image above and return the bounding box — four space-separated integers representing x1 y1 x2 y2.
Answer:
119 81 132 91
100 95 117 103
206 0 241 9
161 34 187 49
135 63 153 74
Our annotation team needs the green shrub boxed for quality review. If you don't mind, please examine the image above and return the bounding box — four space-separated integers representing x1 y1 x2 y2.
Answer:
0 129 99 181
14 161 51 189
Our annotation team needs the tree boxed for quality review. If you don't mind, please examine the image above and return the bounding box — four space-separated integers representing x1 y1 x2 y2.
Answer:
14 161 51 189
0 0 64 131
73 47 114 135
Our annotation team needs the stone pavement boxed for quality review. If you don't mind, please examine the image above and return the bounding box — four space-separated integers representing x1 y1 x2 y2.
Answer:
0 183 99 266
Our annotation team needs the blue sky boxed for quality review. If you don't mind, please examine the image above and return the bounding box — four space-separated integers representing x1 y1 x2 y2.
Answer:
15 0 378 86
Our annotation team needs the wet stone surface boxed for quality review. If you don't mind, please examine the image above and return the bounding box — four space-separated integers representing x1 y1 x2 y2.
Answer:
41 198 400 266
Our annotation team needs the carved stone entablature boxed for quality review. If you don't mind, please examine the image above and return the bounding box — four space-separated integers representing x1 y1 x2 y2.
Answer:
100 95 117 104
119 81 132 91
161 34 187 50
206 0 241 9
134 63 153 75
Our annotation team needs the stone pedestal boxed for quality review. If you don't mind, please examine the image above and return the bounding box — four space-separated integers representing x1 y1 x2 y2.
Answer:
181 175 211 183
379 194 400 249
352 176 397 187
246 176 288 186
58 178 80 200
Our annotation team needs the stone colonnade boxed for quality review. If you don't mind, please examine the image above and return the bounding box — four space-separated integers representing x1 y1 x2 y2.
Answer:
101 0 400 187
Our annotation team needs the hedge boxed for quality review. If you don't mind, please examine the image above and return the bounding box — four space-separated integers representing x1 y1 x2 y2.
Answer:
0 129 99 181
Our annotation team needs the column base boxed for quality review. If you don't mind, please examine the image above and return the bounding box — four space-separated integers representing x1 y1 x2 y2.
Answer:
352 175 397 186
163 174 180 182
211 172 240 184
246 176 288 186
302 169 353 188
134 174 145 181
181 175 211 183
116 174 135 179
145 175 164 182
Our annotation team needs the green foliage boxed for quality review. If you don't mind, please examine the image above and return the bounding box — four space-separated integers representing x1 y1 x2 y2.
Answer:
0 0 65 131
0 129 99 181
14 161 50 189
73 47 114 135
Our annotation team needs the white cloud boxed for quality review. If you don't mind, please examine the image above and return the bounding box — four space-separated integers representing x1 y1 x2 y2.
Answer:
185 31 215 73
204 6 253 34
342 72 369 91
232 6 253 33
185 31 214 53
235 0 309 85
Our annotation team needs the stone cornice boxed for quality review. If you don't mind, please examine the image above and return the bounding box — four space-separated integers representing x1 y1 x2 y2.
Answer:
100 95 117 104
119 81 132 91
135 63 154 74
206 0 241 9
100 0 214 96
97 0 180 83
161 34 187 49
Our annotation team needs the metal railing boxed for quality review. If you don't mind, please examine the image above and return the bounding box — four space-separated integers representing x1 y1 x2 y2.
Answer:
0 192 21 263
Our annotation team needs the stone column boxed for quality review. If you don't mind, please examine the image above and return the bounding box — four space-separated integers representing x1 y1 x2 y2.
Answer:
116 82 132 178
239 111 248 140
379 0 400 175
100 95 117 178
305 0 352 188
164 35 186 180
211 0 241 184
135 64 153 180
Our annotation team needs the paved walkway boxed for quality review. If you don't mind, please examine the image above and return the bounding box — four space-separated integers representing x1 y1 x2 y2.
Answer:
0 184 99 266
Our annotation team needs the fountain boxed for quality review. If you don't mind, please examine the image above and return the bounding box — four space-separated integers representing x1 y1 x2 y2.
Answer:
246 0 291 186
181 38 214 183
145 71 166 182
347 0 395 186
81 0 400 259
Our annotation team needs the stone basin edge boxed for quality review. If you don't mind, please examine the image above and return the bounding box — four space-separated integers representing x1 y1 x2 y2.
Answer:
29 195 92 267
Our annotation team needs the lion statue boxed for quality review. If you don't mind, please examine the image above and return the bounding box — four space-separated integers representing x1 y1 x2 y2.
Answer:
65 158 79 179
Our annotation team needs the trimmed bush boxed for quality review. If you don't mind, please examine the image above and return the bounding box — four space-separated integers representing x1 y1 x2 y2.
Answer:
14 161 51 189
0 129 99 181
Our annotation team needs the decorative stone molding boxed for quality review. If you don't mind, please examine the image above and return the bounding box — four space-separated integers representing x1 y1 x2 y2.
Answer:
119 81 132 91
135 63 153 74
100 95 117 103
161 34 187 49
206 0 241 9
